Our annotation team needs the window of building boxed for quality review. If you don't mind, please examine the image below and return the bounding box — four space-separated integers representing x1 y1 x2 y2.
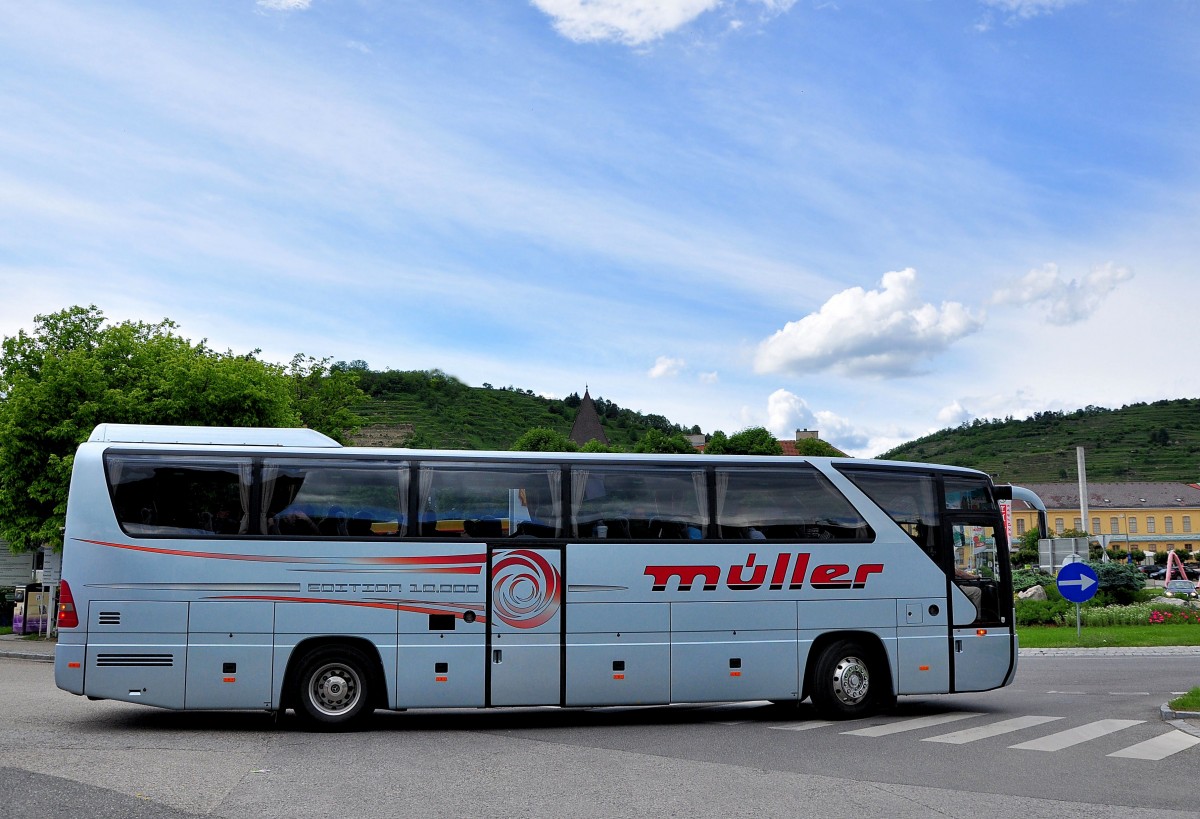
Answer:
1185 516 1192 533
1073 517 1081 531
1129 518 1138 534
1147 517 1157 534
1054 517 1064 535
1165 516 1175 534
1110 517 1119 535
1016 518 1026 536
1092 517 1101 534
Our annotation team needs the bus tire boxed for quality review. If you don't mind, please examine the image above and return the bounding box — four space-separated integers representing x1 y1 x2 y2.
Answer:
809 638 881 720
293 646 375 730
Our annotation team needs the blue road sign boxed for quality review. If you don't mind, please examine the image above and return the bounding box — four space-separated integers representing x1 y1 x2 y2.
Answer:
1057 561 1099 603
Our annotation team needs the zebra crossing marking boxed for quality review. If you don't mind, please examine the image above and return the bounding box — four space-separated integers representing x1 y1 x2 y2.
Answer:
922 715 1063 744
769 720 837 732
1107 731 1200 760
1008 719 1143 752
841 712 982 737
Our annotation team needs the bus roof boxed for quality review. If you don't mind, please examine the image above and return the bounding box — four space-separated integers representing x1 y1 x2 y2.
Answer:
88 424 341 448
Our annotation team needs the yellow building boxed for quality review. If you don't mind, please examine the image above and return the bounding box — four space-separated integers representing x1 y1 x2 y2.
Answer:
1008 482 1200 558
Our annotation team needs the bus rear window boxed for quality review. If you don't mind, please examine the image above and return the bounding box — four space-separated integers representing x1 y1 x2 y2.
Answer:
107 455 251 536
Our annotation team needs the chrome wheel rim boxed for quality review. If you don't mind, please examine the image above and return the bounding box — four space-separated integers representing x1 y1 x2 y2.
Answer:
308 662 361 716
831 655 870 706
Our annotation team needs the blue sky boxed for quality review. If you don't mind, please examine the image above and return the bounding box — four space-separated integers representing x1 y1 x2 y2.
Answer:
2 1 1197 458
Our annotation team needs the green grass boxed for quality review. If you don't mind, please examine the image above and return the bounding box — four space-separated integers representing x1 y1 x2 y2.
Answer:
1018 623 1200 648
1170 687 1200 711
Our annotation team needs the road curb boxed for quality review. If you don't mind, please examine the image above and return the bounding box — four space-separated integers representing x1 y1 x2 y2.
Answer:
1160 703 1200 737
0 648 54 663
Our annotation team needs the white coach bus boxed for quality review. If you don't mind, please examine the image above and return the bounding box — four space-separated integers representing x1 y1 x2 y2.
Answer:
54 424 1047 730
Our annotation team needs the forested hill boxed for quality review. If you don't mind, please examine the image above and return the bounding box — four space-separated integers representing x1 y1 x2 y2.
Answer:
347 368 697 450
878 399 1200 484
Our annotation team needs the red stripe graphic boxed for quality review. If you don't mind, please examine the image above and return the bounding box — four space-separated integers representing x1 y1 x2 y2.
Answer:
77 539 484 573
211 595 487 622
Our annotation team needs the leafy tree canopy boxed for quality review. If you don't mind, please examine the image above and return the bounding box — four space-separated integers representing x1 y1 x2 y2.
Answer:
510 427 578 452
633 428 696 454
704 427 783 456
0 306 362 552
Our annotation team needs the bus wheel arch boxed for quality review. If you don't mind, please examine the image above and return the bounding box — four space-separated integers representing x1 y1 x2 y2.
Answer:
804 632 894 720
284 638 386 730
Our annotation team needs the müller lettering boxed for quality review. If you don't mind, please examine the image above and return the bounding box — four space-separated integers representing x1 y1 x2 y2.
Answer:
644 552 883 593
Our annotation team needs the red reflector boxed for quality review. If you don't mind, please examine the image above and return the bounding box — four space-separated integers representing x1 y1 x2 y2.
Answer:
613 674 625 680
57 580 79 629
68 662 81 669
222 677 236 683
976 629 988 636
435 676 448 683
919 665 930 671
730 671 741 677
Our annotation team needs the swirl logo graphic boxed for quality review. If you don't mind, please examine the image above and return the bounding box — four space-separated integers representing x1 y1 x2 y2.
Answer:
492 549 561 629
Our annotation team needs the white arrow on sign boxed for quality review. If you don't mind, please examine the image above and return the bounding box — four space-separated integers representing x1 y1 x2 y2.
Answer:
1059 574 1097 592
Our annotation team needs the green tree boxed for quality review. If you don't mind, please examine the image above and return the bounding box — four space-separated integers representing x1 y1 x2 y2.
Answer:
704 427 783 456
287 354 366 443
0 306 299 552
511 427 578 452
794 438 843 457
633 428 695 454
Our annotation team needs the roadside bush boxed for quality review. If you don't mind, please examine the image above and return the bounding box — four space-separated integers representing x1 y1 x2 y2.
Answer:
1079 604 1156 626
1012 567 1053 593
1016 596 1071 626
1087 561 1144 605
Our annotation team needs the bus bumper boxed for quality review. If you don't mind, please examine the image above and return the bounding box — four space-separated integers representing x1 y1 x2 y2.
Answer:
55 642 86 695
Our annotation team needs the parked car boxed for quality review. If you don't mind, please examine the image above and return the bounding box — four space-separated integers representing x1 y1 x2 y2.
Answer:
1163 579 1199 599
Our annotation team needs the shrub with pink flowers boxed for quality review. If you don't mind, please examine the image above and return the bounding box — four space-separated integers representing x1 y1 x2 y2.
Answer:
1149 608 1200 625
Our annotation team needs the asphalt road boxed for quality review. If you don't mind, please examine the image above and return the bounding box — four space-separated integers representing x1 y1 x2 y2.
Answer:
2 650 1198 818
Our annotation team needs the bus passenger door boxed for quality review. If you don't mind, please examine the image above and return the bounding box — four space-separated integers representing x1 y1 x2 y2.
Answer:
488 547 563 706
947 521 1015 692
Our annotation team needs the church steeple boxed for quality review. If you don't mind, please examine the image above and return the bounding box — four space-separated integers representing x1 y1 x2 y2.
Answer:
569 388 609 447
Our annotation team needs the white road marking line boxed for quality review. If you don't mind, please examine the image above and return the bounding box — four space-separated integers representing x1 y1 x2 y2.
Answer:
1009 719 1144 752
842 712 982 737
1108 731 1200 760
922 715 1063 744
769 720 838 732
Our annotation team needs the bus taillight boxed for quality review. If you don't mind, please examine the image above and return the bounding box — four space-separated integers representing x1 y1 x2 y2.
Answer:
57 580 79 629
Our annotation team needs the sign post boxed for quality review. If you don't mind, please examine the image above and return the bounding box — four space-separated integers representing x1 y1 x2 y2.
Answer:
1056 560 1098 639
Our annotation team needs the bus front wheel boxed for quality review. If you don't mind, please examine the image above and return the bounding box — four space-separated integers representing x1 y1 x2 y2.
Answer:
809 639 883 720
294 647 374 730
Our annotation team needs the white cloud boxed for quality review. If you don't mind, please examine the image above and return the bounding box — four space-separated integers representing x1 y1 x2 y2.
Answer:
257 0 311 11
530 0 796 46
979 0 1081 20
699 371 719 384
648 355 685 378
990 262 1133 323
936 400 972 427
754 268 984 378
766 388 873 455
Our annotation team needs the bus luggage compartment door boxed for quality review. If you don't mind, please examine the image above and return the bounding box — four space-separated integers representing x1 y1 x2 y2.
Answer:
488 547 562 706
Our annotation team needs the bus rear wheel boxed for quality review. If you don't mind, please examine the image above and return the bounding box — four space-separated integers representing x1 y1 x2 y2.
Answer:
294 646 375 730
809 639 883 720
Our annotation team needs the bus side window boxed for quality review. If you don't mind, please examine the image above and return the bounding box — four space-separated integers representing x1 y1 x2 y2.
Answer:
570 468 706 540
714 467 870 542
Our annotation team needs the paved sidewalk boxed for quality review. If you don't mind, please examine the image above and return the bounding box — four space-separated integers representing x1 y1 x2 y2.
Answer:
0 632 56 662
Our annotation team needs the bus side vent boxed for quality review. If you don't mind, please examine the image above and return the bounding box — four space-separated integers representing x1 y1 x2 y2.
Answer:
96 653 174 667
98 612 122 625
